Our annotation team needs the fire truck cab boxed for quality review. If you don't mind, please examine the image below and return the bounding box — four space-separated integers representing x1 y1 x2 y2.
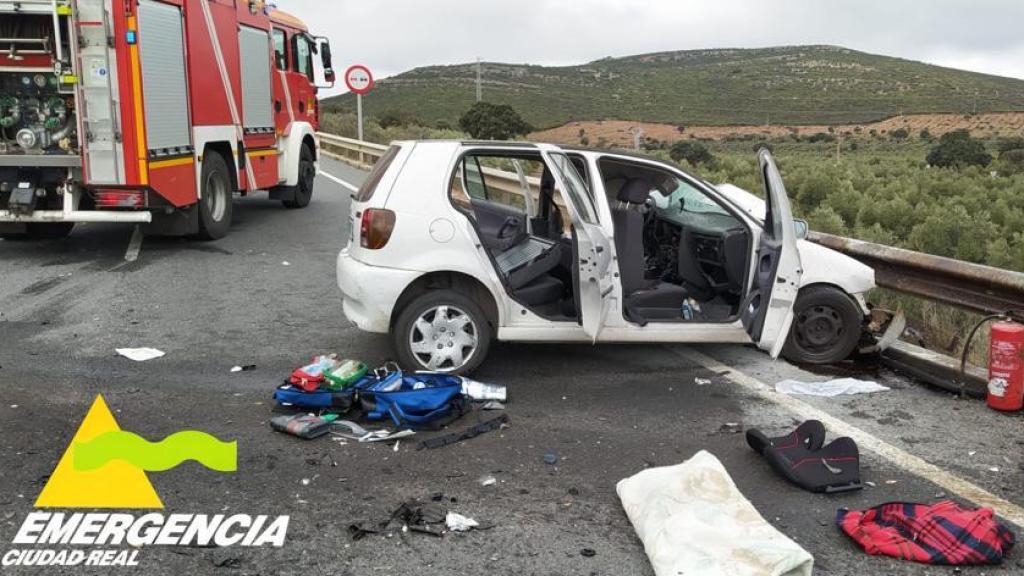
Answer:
0 0 334 240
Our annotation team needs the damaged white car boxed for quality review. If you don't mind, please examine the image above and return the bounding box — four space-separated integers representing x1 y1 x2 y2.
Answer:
337 141 877 374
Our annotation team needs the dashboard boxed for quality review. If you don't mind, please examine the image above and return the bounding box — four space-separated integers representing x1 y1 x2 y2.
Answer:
651 206 749 295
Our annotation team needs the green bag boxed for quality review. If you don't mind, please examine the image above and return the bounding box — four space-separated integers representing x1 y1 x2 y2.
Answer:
323 359 368 391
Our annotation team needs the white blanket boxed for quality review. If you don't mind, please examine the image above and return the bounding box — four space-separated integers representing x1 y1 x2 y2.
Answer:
616 450 813 576
775 377 889 397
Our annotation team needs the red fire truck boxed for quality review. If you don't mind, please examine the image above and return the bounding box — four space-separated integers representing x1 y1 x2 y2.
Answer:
0 0 334 239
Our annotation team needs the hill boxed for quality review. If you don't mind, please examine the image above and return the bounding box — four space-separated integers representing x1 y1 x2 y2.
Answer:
322 45 1024 129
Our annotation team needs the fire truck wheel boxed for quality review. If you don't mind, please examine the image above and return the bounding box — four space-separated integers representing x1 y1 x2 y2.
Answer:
1 223 75 241
196 152 233 240
282 144 315 209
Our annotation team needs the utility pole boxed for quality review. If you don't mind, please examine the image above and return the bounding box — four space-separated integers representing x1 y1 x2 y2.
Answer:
476 57 482 102
835 133 842 165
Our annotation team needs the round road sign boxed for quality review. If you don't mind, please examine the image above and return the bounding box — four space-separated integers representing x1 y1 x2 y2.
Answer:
345 65 374 95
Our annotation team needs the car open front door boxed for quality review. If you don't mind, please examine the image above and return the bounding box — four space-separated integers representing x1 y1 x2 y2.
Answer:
539 146 614 342
741 149 803 358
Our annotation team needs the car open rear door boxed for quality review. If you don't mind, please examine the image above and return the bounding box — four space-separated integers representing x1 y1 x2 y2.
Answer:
538 145 613 342
741 149 803 358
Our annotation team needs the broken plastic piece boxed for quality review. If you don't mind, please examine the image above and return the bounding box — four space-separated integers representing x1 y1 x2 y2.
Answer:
115 347 165 362
445 512 479 532
479 475 496 486
543 451 558 465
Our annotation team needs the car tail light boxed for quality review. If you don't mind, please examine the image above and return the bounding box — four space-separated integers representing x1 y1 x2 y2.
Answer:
360 208 395 250
94 190 145 208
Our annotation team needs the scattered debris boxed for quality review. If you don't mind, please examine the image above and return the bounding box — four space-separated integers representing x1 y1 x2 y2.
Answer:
775 378 890 397
543 451 558 465
9 405 17 409
460 378 507 401
282 261 291 266
479 475 497 487
417 414 509 450
482 401 505 410
269 414 338 440
694 377 712 386
230 365 257 373
445 512 479 532
580 548 596 558
115 347 165 362
359 429 415 443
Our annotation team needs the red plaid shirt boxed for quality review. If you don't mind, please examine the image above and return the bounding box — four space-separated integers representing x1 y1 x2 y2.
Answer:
837 501 1015 565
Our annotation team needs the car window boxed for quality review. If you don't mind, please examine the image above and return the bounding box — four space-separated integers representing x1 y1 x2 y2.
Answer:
293 34 312 80
548 152 597 225
354 145 400 202
272 29 287 71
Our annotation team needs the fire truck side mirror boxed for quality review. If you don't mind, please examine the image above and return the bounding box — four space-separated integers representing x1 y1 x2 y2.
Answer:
319 39 335 86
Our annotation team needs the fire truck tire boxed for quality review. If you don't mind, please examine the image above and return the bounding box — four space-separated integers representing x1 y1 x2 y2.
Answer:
195 152 233 240
282 144 315 209
1 223 75 241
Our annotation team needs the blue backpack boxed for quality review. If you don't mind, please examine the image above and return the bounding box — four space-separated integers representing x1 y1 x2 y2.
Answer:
273 383 355 411
357 370 467 430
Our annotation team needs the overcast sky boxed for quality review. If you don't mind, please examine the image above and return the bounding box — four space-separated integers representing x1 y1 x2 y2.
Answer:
282 0 1024 94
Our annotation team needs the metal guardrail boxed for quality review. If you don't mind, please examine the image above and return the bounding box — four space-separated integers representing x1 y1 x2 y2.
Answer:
808 232 1024 316
316 132 1024 317
316 132 388 167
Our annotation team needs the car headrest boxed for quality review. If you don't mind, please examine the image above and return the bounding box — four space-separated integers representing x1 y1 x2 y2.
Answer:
618 179 652 205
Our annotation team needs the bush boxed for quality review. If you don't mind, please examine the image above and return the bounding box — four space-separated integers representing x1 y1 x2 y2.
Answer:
998 148 1024 174
377 110 412 129
807 132 836 144
996 137 1024 154
669 141 714 166
926 130 992 169
890 128 910 141
457 102 532 140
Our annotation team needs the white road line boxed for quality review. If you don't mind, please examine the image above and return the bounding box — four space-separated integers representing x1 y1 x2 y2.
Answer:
318 170 359 193
672 346 1024 527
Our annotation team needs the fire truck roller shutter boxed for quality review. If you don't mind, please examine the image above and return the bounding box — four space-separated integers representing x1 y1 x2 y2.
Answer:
238 26 274 132
137 0 192 154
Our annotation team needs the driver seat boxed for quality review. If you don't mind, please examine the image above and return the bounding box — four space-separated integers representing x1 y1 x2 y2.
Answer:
610 179 689 323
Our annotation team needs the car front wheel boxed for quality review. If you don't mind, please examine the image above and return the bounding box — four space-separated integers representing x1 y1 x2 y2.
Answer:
781 285 863 365
392 289 492 375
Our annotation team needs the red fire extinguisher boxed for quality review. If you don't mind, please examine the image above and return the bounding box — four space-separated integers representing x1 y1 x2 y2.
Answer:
987 321 1024 412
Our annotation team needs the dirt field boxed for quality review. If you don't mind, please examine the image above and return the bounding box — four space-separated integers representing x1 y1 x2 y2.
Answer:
532 112 1024 147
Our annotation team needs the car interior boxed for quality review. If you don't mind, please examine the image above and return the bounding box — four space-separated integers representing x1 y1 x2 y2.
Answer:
450 152 581 321
597 157 751 324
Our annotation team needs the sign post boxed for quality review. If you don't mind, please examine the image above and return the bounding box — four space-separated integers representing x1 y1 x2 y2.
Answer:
344 65 374 163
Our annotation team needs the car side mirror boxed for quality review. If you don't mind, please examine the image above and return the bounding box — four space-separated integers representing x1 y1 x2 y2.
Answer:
793 219 809 240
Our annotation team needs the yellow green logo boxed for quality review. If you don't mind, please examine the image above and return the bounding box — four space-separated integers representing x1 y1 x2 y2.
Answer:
35 395 237 509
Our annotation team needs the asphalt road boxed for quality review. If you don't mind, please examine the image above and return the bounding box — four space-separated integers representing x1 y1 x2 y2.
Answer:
1 155 1023 575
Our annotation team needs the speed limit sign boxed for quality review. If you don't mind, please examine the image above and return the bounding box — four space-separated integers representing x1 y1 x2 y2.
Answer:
345 65 374 95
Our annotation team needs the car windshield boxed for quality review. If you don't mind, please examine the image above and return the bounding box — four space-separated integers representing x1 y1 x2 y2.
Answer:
653 178 731 217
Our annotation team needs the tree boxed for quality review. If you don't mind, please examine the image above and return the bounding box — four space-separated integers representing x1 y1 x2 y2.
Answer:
458 102 532 140
890 128 909 141
377 110 412 129
669 141 714 166
926 130 992 169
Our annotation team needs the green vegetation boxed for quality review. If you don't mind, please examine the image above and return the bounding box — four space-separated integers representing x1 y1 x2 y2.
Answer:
323 45 1024 129
926 130 992 168
669 141 714 166
458 102 532 140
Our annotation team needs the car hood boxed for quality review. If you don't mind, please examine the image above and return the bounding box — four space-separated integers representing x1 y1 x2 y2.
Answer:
715 183 876 297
